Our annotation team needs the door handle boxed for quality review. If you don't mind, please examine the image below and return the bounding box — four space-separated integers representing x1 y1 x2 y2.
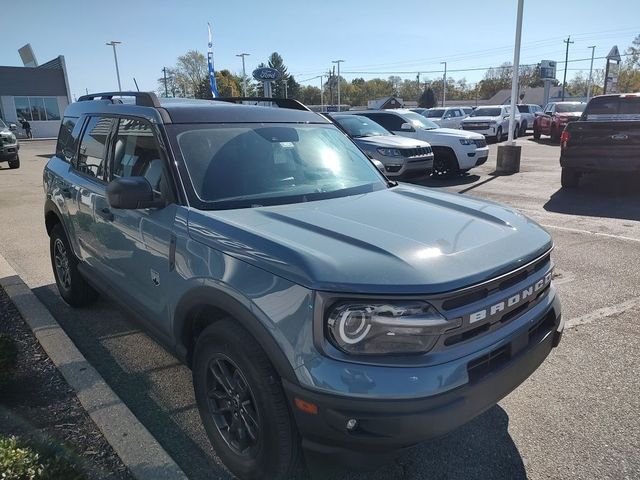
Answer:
97 207 114 222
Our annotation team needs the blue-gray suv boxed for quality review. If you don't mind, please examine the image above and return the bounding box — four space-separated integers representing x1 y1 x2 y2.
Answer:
44 92 563 480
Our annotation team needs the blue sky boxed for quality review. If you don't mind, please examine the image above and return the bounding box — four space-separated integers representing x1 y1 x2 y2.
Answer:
3 0 639 98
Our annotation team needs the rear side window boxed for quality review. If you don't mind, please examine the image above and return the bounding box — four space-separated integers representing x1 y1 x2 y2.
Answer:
364 113 404 131
76 116 114 180
111 118 174 201
55 116 81 162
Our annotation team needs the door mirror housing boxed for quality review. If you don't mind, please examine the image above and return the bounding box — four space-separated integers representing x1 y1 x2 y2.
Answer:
107 176 166 210
400 122 415 131
545 111 553 116
371 158 386 173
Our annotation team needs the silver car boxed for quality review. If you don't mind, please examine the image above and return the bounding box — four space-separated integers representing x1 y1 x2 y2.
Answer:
332 114 433 178
0 119 20 169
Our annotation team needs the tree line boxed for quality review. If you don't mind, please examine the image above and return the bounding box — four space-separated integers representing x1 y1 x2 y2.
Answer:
158 34 640 107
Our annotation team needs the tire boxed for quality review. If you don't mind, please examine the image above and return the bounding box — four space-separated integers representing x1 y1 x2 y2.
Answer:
193 321 303 480
49 223 99 307
561 168 580 188
432 150 460 178
550 125 561 142
533 128 541 140
513 125 519 139
8 156 19 169
495 127 503 142
520 121 527 136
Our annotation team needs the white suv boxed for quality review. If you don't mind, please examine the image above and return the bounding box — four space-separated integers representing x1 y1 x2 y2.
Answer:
460 105 521 142
420 107 468 129
353 109 489 177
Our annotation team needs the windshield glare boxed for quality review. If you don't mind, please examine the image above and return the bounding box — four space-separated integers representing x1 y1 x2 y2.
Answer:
471 108 502 117
425 109 446 118
556 103 585 113
0 119 7 129
173 123 386 208
335 115 390 137
401 112 439 129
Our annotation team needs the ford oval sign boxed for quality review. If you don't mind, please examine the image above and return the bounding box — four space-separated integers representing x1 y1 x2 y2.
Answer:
252 67 280 82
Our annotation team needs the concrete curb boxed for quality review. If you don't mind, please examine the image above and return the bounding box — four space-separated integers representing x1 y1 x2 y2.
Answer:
0 254 188 480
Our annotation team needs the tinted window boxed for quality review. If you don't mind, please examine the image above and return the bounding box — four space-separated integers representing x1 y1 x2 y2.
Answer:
585 97 640 117
471 108 501 117
76 116 114 180
112 118 173 199
172 123 385 208
425 109 445 118
517 105 529 113
55 117 80 162
363 113 404 131
556 103 585 113
334 115 391 137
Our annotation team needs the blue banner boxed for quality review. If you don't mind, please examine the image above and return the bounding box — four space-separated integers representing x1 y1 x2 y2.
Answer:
207 23 219 98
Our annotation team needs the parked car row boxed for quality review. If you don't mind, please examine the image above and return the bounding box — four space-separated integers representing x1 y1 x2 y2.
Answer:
534 101 586 142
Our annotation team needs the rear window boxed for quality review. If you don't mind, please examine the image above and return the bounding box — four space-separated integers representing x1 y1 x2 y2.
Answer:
585 96 640 120
517 105 529 113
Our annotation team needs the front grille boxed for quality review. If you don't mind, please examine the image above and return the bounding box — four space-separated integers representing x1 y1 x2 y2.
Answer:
463 123 490 130
400 146 432 158
473 138 487 148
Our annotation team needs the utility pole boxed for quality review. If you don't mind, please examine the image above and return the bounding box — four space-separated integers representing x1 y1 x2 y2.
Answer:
416 72 421 93
440 62 447 106
561 36 574 101
106 41 122 91
236 53 250 96
162 67 169 97
332 60 344 111
586 45 596 102
320 75 324 111
284 80 288 99
507 0 524 145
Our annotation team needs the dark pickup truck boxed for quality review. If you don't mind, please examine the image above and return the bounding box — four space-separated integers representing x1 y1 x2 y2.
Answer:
560 93 640 188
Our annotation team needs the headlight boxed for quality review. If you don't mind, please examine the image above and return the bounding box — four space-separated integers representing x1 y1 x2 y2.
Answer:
326 301 460 355
9 133 16 142
376 148 402 157
490 120 497 125
459 138 474 145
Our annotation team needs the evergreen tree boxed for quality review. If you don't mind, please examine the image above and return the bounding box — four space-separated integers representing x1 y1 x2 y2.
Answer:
418 87 437 108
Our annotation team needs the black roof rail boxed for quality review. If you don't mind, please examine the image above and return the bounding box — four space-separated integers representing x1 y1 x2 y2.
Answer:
212 97 311 112
77 91 161 108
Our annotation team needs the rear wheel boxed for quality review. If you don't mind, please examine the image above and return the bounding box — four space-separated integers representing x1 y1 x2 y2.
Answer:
193 321 303 480
550 125 561 142
49 224 98 306
432 150 460 178
533 128 541 140
495 127 503 142
513 125 519 139
561 168 580 188
8 156 19 169
520 121 527 136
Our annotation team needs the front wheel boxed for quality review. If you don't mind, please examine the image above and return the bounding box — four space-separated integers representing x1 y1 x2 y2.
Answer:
432 150 460 178
193 321 303 480
50 224 99 306
533 128 541 140
550 125 561 142
513 125 519 139
495 127 503 142
561 168 581 188
8 156 19 169
520 122 527 136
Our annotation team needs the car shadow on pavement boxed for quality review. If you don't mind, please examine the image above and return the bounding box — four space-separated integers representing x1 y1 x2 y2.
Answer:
309 405 526 480
544 173 640 221
408 173 481 188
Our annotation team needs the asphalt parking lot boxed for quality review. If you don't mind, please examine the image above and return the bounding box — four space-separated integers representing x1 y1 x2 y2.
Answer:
1 137 639 480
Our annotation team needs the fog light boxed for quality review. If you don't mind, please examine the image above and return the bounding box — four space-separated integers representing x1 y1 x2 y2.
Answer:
346 418 358 431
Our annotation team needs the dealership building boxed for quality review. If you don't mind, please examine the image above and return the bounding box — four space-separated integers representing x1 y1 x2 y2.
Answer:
0 49 71 139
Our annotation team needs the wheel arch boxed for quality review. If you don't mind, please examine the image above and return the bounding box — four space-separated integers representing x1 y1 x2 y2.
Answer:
44 199 63 236
173 286 298 384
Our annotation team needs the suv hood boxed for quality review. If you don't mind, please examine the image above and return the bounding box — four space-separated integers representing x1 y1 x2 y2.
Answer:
463 116 500 122
356 135 429 148
188 185 552 294
429 127 484 139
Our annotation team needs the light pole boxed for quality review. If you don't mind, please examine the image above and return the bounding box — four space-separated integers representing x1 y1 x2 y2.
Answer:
506 0 524 145
236 53 250 96
320 75 324 111
332 60 344 111
440 61 447 106
586 45 596 102
106 41 122 91
561 36 574 101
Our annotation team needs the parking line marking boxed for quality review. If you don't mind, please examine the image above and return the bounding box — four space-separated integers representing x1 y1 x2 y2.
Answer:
540 224 640 244
565 297 640 329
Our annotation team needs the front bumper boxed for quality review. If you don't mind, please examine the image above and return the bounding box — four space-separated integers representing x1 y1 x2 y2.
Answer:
0 144 19 160
382 155 434 178
458 145 489 170
285 294 562 468
461 125 497 137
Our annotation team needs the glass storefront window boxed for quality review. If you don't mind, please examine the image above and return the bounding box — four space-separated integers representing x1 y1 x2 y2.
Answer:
14 96 61 121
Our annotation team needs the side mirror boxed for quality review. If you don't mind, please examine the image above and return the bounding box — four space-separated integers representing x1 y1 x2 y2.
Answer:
9 123 17 131
545 111 553 116
400 122 414 131
371 158 386 173
107 176 166 210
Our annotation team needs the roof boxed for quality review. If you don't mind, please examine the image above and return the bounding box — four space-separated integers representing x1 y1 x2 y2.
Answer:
65 93 328 125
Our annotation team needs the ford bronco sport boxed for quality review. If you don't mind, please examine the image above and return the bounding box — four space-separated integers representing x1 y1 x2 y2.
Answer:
44 92 563 480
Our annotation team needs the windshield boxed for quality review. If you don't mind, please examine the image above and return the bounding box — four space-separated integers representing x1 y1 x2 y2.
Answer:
556 103 585 113
401 112 439 129
172 123 386 209
334 115 391 137
471 108 502 117
425 109 446 118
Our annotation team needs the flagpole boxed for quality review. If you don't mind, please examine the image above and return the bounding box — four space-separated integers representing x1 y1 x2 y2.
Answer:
207 22 219 98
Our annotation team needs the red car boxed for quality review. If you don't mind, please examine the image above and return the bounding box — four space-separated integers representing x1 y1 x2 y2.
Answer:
533 102 586 142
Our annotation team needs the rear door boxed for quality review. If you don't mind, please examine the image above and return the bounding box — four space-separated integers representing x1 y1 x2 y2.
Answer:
68 115 116 274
